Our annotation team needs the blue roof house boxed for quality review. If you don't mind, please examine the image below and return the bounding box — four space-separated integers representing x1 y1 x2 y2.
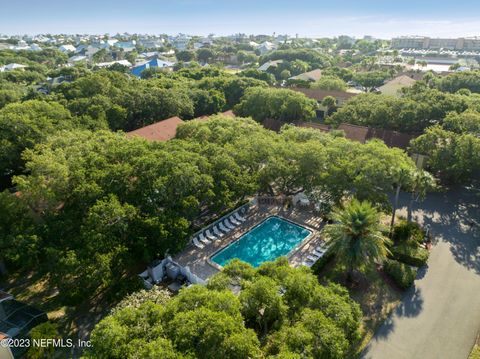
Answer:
131 58 175 77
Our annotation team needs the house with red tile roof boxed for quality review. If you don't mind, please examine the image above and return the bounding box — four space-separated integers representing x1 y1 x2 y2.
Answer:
126 116 184 142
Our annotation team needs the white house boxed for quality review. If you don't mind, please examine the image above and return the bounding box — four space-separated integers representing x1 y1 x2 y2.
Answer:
258 41 277 55
114 41 136 52
59 44 76 53
68 55 87 64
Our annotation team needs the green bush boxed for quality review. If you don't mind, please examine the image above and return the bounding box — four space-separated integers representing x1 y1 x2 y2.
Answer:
384 259 417 289
392 220 425 244
390 243 429 267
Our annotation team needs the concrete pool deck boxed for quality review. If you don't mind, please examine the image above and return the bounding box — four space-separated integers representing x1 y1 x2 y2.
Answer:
173 204 326 281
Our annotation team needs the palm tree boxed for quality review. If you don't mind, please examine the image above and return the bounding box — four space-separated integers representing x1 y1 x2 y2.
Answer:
324 199 391 282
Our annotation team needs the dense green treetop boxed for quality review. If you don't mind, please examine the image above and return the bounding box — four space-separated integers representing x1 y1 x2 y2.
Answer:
311 75 348 91
0 100 75 176
436 70 480 93
88 258 361 359
234 87 318 122
1 116 420 303
260 48 332 69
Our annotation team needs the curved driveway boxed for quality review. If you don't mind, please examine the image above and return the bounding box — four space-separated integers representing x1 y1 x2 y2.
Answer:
362 186 480 359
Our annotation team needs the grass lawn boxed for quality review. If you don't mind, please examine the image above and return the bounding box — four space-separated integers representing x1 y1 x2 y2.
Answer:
317 260 403 357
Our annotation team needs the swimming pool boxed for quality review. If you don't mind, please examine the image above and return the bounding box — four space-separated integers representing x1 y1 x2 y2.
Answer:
211 216 311 268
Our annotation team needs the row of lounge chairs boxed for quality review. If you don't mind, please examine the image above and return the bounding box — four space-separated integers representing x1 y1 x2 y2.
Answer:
303 244 328 267
192 212 246 249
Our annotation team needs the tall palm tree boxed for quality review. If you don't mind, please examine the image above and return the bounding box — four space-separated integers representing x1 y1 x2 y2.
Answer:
324 199 391 282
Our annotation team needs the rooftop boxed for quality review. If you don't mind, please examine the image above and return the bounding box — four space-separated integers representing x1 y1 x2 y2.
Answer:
126 116 184 142
289 69 323 82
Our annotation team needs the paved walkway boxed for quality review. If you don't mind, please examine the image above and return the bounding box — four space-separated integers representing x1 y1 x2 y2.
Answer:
362 185 480 359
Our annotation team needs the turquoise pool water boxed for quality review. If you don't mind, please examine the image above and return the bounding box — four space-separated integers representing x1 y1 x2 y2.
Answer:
211 216 311 268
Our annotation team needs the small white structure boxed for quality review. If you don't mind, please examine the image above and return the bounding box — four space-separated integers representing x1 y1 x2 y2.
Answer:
139 256 206 289
3 63 27 71
95 59 132 68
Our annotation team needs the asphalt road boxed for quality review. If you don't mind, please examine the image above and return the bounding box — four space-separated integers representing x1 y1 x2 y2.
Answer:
362 186 480 359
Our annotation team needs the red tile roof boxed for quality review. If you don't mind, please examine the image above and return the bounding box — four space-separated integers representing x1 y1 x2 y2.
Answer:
366 128 417 150
338 123 370 143
337 124 417 149
126 117 184 142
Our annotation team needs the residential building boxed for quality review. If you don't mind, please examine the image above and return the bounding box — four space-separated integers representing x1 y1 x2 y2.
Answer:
378 75 417 96
126 116 185 141
330 123 416 149
95 60 132 68
257 41 276 55
114 41 136 52
289 69 322 82
258 59 283 72
172 35 191 50
68 55 88 64
392 36 480 51
58 44 76 53
131 58 175 77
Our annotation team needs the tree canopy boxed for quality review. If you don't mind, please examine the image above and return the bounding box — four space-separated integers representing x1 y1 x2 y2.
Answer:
234 87 318 122
88 258 362 359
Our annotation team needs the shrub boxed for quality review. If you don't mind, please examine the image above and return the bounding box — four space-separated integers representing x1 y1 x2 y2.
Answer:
390 243 429 267
384 259 417 289
392 220 425 244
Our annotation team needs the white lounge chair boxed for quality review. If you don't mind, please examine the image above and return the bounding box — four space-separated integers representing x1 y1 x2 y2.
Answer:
307 255 318 262
303 261 314 267
206 229 216 240
224 219 236 230
199 233 211 244
234 212 246 222
229 215 241 226
213 225 224 237
313 249 324 257
193 237 204 249
219 222 231 233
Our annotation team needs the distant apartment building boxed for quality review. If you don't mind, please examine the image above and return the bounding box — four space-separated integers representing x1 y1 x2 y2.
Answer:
392 36 480 51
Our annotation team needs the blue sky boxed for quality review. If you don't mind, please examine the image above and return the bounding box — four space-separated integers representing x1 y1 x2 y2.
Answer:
1 0 480 38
